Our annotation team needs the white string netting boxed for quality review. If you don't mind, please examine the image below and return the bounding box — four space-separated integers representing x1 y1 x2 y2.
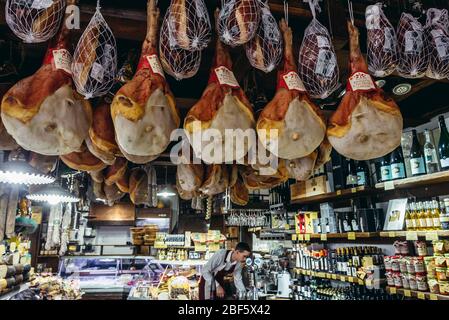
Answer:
6 0 66 43
72 2 117 99
396 12 430 78
298 0 339 100
218 0 261 47
245 1 282 73
160 9 201 80
168 0 211 51
425 8 449 80
365 3 398 77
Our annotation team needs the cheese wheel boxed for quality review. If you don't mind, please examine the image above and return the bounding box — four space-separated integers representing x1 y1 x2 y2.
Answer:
0 279 7 290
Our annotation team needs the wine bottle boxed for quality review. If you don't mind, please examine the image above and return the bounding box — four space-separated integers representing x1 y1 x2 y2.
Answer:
423 129 440 174
438 115 449 170
390 147 406 180
380 155 391 182
409 130 426 176
356 161 370 187
345 158 358 188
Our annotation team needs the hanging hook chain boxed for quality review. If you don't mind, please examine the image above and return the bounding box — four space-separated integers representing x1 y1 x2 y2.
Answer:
283 0 288 26
96 0 101 11
348 0 354 26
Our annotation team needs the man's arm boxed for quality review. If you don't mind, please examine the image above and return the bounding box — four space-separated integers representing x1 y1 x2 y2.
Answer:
233 263 246 293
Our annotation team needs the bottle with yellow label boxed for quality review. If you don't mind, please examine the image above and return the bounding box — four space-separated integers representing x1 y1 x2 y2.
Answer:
425 201 435 230
405 204 415 231
432 200 442 230
410 202 421 231
417 202 427 231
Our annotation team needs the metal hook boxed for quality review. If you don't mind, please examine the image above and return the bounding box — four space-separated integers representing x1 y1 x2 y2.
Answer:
283 0 288 26
347 0 354 26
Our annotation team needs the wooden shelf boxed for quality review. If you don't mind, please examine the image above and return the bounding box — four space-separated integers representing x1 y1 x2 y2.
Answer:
293 232 380 241
379 230 449 239
386 286 449 300
290 186 375 205
375 170 449 190
294 268 365 285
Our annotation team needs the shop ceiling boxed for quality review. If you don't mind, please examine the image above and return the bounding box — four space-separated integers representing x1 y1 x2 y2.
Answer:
0 0 449 126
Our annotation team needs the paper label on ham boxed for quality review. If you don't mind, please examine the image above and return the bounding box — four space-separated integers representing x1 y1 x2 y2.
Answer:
383 28 395 51
347 71 376 92
52 49 72 75
278 71 306 92
137 54 165 78
315 50 337 78
90 62 105 83
405 31 424 53
31 0 54 10
431 30 449 58
213 66 240 88
316 35 330 48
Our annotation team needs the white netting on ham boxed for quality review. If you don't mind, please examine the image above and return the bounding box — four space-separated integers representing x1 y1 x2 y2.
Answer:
167 0 211 51
365 3 398 77
160 9 201 80
6 0 66 43
245 1 282 73
218 0 261 47
72 2 117 99
397 13 429 78
298 2 339 100
425 8 449 80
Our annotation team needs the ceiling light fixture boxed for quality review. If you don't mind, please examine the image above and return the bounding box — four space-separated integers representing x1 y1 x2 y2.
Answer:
0 151 55 185
157 166 176 198
27 184 79 205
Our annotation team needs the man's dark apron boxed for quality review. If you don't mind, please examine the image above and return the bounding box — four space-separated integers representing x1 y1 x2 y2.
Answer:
199 250 236 300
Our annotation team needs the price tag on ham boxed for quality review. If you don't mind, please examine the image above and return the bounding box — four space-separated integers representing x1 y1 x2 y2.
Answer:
279 71 306 92
214 66 239 88
146 55 165 78
347 71 376 92
52 49 72 75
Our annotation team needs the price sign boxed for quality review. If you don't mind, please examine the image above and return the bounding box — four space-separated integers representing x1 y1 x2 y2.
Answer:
356 186 365 192
417 292 426 300
388 231 396 238
384 181 395 190
336 190 342 196
326 274 331 279
358 279 364 285
425 232 439 241
389 287 397 294
430 294 438 301
348 232 356 240
340 276 346 282
406 231 418 241
0 244 5 256
292 234 297 241
348 277 354 283
331 274 337 280
321 234 327 241
304 234 311 241
403 290 412 297
351 188 357 193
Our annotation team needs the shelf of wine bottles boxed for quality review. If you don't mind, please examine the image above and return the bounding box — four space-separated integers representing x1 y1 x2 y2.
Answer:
386 286 449 300
379 230 449 239
295 268 365 285
375 170 449 190
293 232 380 241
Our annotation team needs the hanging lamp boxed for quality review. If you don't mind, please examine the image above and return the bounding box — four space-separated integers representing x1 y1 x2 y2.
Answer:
157 166 176 198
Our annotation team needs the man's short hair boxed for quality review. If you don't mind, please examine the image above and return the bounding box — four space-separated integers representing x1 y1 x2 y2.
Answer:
235 242 251 253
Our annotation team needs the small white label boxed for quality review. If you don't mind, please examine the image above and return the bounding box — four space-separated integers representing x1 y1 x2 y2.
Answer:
316 35 330 48
404 30 423 53
146 54 165 78
282 71 306 91
441 157 449 168
432 30 449 59
348 72 376 91
90 62 104 83
383 28 395 51
315 50 336 78
52 49 72 75
31 0 54 10
214 66 239 88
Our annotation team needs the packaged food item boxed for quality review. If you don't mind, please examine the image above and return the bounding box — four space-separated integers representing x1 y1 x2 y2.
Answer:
386 271 395 287
393 272 403 288
416 274 428 291
439 280 449 295
445 253 449 266
424 256 435 270
391 256 400 272
433 240 446 255
440 213 449 230
413 257 426 273
435 255 447 268
409 274 418 291
401 273 410 289
406 258 416 274
428 279 440 294
414 241 428 256
436 267 448 281
399 258 408 273
394 241 409 255
384 256 392 271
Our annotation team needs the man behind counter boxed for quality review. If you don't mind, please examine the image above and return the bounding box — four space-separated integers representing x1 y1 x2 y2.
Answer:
199 242 251 300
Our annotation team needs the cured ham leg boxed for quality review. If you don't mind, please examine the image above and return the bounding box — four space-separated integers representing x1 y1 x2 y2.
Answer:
257 19 326 160
327 22 402 161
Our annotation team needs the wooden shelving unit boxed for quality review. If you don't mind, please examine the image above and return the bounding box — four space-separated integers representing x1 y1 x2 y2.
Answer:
386 286 449 300
291 186 375 205
293 232 380 242
375 170 449 190
379 230 449 240
294 268 365 285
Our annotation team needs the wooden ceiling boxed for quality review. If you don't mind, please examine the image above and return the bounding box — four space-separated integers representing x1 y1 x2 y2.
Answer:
0 0 449 126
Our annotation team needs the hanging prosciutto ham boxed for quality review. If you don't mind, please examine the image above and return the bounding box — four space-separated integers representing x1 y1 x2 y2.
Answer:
184 10 255 164
60 142 107 172
327 22 403 161
425 8 449 80
199 164 229 196
257 19 326 160
111 0 180 162
1 0 92 155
